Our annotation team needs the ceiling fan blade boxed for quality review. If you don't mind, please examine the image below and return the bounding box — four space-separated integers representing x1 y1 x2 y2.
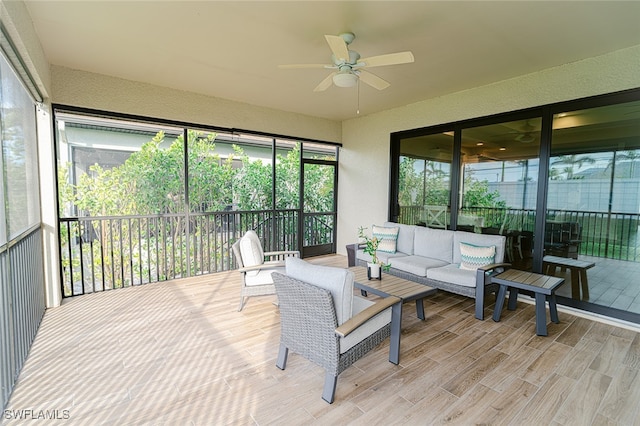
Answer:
324 35 349 62
313 72 336 92
278 64 331 69
358 70 390 90
358 51 414 68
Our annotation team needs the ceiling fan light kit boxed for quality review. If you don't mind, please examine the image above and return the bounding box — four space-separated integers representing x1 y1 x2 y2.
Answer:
516 133 535 143
279 32 414 91
333 71 358 88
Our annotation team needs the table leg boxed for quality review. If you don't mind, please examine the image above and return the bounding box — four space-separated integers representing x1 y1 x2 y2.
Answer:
534 292 548 336
389 302 402 365
543 263 553 276
580 270 589 300
507 288 519 310
571 268 580 299
548 293 559 324
492 284 508 322
415 299 425 320
361 289 368 297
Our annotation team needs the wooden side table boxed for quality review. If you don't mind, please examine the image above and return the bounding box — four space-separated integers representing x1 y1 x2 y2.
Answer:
543 255 595 301
491 269 565 336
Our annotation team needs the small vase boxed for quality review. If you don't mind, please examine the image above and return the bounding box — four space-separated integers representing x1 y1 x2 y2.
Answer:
367 262 382 280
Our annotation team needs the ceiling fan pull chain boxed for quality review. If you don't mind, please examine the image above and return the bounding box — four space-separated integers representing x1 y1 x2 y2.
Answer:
357 80 360 115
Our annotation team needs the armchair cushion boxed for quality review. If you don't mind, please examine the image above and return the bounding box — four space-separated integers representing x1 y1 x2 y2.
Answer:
340 296 392 354
239 230 264 276
245 264 285 286
285 257 353 326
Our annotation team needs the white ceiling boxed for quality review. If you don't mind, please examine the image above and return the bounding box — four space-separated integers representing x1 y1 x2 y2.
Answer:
24 1 640 121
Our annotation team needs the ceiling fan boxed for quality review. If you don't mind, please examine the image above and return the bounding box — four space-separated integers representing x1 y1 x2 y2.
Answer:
278 32 414 92
462 148 500 163
496 120 538 143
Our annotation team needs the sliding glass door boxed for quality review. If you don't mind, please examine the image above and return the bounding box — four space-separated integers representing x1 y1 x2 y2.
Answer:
395 132 453 227
390 88 640 323
548 100 640 317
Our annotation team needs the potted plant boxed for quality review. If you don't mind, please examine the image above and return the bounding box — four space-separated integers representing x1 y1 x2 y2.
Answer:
358 226 390 280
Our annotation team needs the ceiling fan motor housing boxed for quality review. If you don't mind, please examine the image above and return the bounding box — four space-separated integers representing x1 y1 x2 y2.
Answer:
332 50 361 67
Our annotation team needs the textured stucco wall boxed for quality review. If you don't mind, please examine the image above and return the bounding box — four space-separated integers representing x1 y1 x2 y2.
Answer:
337 45 640 254
0 0 51 97
51 66 342 144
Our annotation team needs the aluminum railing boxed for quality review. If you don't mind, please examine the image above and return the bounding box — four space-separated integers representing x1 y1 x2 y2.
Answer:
399 205 640 261
1 226 45 410
59 209 334 297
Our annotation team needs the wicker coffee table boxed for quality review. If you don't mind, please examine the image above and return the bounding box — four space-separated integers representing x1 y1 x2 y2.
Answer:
349 267 437 364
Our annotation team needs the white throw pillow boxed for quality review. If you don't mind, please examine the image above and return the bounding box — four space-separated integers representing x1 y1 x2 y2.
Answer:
372 225 399 254
459 242 496 271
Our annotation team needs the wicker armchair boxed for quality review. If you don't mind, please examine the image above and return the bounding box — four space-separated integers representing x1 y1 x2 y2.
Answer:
272 258 400 403
231 230 299 311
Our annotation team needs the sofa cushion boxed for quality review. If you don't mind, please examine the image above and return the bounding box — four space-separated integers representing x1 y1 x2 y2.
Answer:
391 255 448 277
239 230 264 277
453 231 506 264
340 296 392 354
414 226 454 264
459 242 496 271
356 249 407 265
384 222 415 255
427 264 477 288
372 225 399 253
285 257 353 326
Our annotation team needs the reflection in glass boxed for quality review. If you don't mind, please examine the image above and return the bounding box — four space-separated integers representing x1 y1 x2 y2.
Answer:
2 56 40 239
303 141 336 161
461 118 541 270
275 140 300 210
548 100 640 314
398 132 453 227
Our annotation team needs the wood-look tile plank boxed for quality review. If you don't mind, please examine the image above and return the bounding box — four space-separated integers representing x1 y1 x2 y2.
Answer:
474 378 539 425
515 373 577 424
437 383 500 424
351 393 413 424
426 327 487 362
441 349 508 397
556 316 594 347
554 338 603 381
598 365 640 425
480 344 542 392
552 368 612 426
520 341 572 386
622 333 640 369
589 334 634 377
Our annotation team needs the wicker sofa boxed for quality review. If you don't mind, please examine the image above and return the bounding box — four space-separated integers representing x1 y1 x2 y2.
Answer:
355 222 509 320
